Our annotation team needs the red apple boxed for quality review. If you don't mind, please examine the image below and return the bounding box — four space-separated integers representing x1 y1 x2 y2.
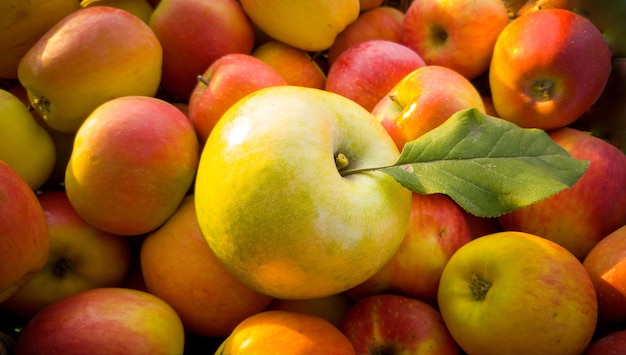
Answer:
13 288 185 355
489 8 612 130
0 190 133 320
339 293 460 354
188 53 287 143
401 0 510 80
64 96 199 236
372 65 486 151
584 329 626 355
325 39 426 112
327 6 405 67
149 0 255 101
499 127 626 260
347 193 472 306
583 225 626 323
140 195 273 337
0 161 48 303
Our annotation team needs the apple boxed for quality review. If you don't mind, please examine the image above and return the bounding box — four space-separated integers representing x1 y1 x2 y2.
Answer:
347 193 472 306
0 190 133 320
80 0 155 23
325 39 426 112
339 293 460 354
265 292 354 327
188 53 287 144
0 161 49 303
438 231 598 355
217 310 356 355
18 6 163 133
251 40 327 90
0 88 56 191
149 0 255 101
327 6 405 66
371 65 486 151
64 96 199 236
194 86 412 300
239 0 360 52
401 0 510 80
582 225 626 323
140 195 273 337
489 8 612 130
12 287 185 355
583 329 626 355
498 127 626 260
514 0 575 16
0 0 80 79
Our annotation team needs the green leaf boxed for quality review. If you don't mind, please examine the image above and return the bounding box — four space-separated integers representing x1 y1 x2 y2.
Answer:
379 108 589 218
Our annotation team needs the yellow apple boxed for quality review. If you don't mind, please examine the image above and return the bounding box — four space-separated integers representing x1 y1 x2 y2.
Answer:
0 0 80 79
240 0 360 52
0 89 55 191
18 6 163 133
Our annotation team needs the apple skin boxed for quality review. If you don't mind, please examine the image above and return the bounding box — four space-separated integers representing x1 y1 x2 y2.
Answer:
372 65 486 151
17 6 163 133
252 41 326 90
149 0 255 101
339 293 460 355
12 287 185 355
583 329 626 355
0 162 49 303
583 225 626 323
140 195 273 337
347 193 472 306
0 0 80 79
326 39 426 112
401 0 510 80
188 53 287 144
195 86 412 299
80 0 155 23
64 96 199 236
240 0 360 52
498 127 626 260
489 8 612 130
265 292 354 327
0 190 133 320
438 231 598 355
327 6 405 66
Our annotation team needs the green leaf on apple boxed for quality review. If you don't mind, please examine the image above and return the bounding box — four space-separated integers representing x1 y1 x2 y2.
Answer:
341 108 589 218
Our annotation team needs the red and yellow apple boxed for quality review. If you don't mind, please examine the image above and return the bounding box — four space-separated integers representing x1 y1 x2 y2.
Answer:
65 96 199 236
326 39 426 112
252 41 326 89
401 0 510 80
140 195 273 337
18 6 163 133
489 8 612 130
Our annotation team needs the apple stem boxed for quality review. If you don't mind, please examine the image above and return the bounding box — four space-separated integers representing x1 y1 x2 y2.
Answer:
335 152 350 171
197 75 209 86
470 272 491 301
532 79 554 101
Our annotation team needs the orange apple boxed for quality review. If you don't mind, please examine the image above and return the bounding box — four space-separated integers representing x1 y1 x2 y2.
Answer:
401 0 510 80
371 65 486 151
149 0 255 101
140 195 273 337
252 41 326 89
499 127 626 260
325 39 426 112
0 190 133 320
18 6 163 133
583 225 626 323
327 6 404 66
265 292 354 327
347 193 472 306
217 310 356 355
489 8 612 130
64 96 199 236
13 288 185 355
0 162 49 303
188 53 287 143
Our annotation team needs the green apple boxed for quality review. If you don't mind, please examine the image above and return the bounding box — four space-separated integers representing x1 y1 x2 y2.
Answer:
437 231 598 355
194 86 412 300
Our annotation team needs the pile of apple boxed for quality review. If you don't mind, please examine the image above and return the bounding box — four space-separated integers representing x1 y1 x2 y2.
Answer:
1 0 626 354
